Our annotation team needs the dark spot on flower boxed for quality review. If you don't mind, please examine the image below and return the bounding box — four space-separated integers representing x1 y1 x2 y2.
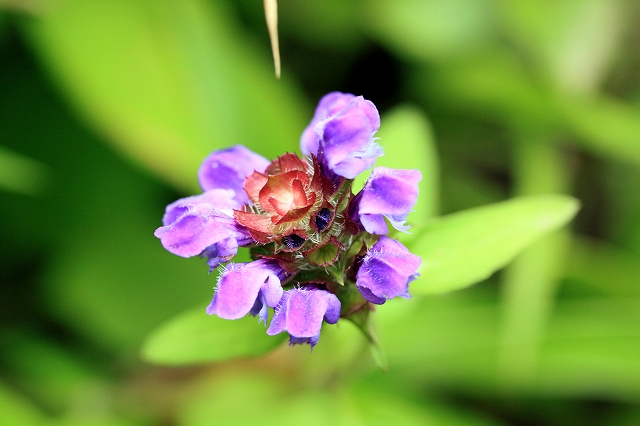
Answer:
314 208 332 232
282 234 305 249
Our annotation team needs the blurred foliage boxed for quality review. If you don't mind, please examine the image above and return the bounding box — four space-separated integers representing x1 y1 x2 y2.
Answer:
1 0 640 425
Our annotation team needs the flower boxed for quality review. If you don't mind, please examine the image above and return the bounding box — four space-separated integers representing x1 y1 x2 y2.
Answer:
356 236 421 304
154 189 251 267
300 92 382 179
206 259 286 324
198 145 270 204
156 92 423 349
351 167 422 235
233 153 333 245
266 287 341 348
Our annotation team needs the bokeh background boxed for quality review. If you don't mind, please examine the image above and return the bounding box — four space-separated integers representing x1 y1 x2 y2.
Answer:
2 0 640 425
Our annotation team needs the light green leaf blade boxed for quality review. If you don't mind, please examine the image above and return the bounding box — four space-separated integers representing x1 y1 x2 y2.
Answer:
354 105 439 225
26 0 306 192
361 0 495 61
0 382 47 426
142 304 286 365
407 194 580 294
498 0 624 94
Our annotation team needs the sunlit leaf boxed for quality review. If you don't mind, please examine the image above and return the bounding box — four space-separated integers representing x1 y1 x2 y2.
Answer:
142 304 286 365
0 381 47 426
361 0 495 61
406 194 579 294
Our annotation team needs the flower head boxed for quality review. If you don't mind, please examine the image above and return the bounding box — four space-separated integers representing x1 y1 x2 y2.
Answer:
156 92 423 349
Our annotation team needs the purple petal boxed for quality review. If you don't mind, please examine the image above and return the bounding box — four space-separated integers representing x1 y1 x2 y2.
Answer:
161 189 239 226
206 259 286 320
356 167 422 234
300 92 356 156
267 287 341 342
289 335 320 348
201 237 238 271
318 96 382 179
356 236 421 304
154 189 248 259
198 145 270 204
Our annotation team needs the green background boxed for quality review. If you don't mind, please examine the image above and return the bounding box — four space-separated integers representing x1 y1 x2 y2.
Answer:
1 0 639 424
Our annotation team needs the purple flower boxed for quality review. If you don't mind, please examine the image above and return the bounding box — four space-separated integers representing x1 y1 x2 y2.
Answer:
206 259 286 323
198 145 270 204
267 287 341 348
351 167 421 235
154 189 251 267
300 92 382 179
356 236 421 304
300 92 356 156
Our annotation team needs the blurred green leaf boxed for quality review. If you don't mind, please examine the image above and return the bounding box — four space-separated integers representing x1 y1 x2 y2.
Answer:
419 54 558 128
0 381 47 426
559 95 640 166
142 304 286 365
0 329 103 413
26 0 306 192
407 194 579 294
498 0 624 93
498 139 571 386
422 55 640 167
565 237 640 297
349 382 504 426
178 365 503 426
0 145 50 196
379 291 640 399
278 0 364 50
179 370 337 426
354 105 439 224
361 0 495 61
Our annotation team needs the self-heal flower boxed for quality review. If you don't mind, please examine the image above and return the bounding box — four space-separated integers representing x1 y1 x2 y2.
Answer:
154 189 251 266
356 236 421 304
156 92 424 350
352 167 422 235
206 259 286 324
300 92 382 179
267 287 341 348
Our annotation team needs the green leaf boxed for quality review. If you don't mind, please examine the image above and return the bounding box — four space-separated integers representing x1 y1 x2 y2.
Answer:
0 382 47 426
361 0 495 61
354 105 439 224
142 304 286 365
0 145 50 196
406 194 579 294
498 0 623 93
559 95 640 167
26 0 306 192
